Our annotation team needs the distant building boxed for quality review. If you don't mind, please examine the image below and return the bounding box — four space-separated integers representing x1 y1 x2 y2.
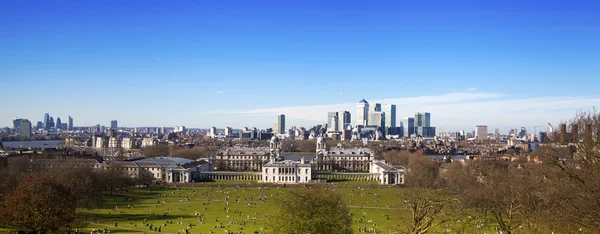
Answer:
415 126 436 138
49 117 55 128
36 121 43 130
43 113 50 129
383 104 396 128
357 99 369 127
209 127 217 137
56 117 62 130
18 119 32 139
111 120 118 130
476 125 488 140
277 114 285 134
494 128 500 139
141 138 158 148
327 112 339 132
338 111 351 132
415 112 431 127
13 118 21 130
369 111 385 129
400 117 415 138
225 127 232 137
68 116 73 131
368 103 382 125
174 126 186 133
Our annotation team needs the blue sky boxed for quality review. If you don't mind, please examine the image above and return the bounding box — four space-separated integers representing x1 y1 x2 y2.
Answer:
1 0 599 132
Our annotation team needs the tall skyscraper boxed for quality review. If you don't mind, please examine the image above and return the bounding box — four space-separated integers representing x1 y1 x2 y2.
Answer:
357 99 369 127
329 115 339 132
36 121 43 130
327 112 339 132
225 127 232 137
68 116 73 131
494 128 500 139
400 117 415 138
338 111 351 131
382 104 396 128
43 113 50 129
19 119 32 139
369 111 385 128
56 117 62 130
415 112 431 127
13 118 22 130
277 114 285 134
209 127 217 137
111 120 118 130
475 125 488 140
49 117 55 128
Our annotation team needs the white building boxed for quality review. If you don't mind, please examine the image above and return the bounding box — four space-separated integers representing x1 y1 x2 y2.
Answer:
370 160 405 185
122 138 133 149
476 125 488 140
357 99 369 127
141 138 158 148
225 127 232 137
262 159 314 183
108 137 120 148
209 127 217 138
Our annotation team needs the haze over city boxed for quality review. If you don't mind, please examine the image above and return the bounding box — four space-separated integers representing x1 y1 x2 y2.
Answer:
2 1 600 132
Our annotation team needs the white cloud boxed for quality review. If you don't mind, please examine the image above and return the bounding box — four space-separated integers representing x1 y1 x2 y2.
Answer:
466 87 477 91
216 91 225 94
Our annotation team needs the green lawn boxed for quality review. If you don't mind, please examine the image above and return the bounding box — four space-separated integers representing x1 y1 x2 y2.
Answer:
3 184 499 234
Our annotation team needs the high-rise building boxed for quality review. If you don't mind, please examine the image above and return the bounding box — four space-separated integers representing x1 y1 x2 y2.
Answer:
338 111 351 132
43 113 50 129
494 128 499 139
56 117 62 130
327 112 339 132
68 116 73 131
357 99 369 127
369 111 385 128
36 121 43 130
475 125 488 140
277 114 285 134
382 104 396 128
329 115 339 132
49 117 55 128
415 112 431 127
225 127 232 137
400 117 415 138
210 127 217 137
368 103 382 125
13 118 22 130
19 119 32 139
111 120 118 130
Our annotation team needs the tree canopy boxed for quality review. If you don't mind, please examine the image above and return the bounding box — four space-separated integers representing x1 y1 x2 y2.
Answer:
267 188 352 234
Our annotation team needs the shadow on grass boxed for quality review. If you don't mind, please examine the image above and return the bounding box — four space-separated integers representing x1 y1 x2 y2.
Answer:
79 212 197 223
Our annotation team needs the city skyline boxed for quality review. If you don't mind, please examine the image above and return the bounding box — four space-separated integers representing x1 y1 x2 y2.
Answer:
1 1 600 132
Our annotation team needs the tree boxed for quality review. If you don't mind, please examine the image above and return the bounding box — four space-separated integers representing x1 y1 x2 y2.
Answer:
405 154 440 188
536 109 600 232
141 145 170 157
267 188 352 234
0 174 77 233
398 188 454 234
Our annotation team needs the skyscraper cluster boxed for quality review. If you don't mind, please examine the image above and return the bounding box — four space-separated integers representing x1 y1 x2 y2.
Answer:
40 113 73 131
354 99 397 135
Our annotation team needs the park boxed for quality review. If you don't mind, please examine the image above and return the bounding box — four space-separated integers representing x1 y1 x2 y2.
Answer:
74 182 492 234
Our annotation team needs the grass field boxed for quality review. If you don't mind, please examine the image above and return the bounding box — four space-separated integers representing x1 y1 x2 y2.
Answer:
2 184 499 234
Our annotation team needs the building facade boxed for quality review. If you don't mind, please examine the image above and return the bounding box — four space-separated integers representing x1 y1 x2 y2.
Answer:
357 99 369 127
